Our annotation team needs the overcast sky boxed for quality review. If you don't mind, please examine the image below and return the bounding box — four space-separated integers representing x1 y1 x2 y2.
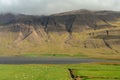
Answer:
0 0 120 15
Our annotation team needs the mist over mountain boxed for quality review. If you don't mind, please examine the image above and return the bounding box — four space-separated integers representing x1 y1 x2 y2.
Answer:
0 0 120 15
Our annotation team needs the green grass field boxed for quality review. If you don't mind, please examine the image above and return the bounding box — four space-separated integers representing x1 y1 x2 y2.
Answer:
72 63 120 80
0 65 69 80
0 63 120 80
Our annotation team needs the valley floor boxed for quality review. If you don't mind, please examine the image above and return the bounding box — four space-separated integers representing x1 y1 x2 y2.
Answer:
0 63 120 80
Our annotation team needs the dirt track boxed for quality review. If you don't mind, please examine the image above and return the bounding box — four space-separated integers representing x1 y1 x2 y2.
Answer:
0 57 119 64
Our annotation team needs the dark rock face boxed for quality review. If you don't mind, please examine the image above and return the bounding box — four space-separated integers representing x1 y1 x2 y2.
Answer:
0 10 120 33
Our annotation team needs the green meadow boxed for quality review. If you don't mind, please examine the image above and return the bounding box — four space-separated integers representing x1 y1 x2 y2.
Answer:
0 63 120 80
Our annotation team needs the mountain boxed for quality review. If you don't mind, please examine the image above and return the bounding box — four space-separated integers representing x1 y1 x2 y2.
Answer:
0 10 120 59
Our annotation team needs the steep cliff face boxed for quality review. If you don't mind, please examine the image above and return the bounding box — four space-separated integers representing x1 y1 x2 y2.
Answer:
0 10 120 58
1 10 120 32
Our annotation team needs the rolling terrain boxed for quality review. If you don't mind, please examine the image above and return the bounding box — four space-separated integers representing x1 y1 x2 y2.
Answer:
0 10 120 59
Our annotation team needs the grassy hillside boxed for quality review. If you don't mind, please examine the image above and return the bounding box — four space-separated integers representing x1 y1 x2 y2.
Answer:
0 11 120 59
0 25 120 59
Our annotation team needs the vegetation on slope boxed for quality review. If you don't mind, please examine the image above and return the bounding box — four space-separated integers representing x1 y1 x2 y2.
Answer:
0 10 120 59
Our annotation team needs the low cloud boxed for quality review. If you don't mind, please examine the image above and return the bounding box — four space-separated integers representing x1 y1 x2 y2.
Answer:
0 0 120 15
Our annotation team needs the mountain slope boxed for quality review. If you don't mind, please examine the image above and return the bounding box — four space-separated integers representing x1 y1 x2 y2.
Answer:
0 10 120 59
